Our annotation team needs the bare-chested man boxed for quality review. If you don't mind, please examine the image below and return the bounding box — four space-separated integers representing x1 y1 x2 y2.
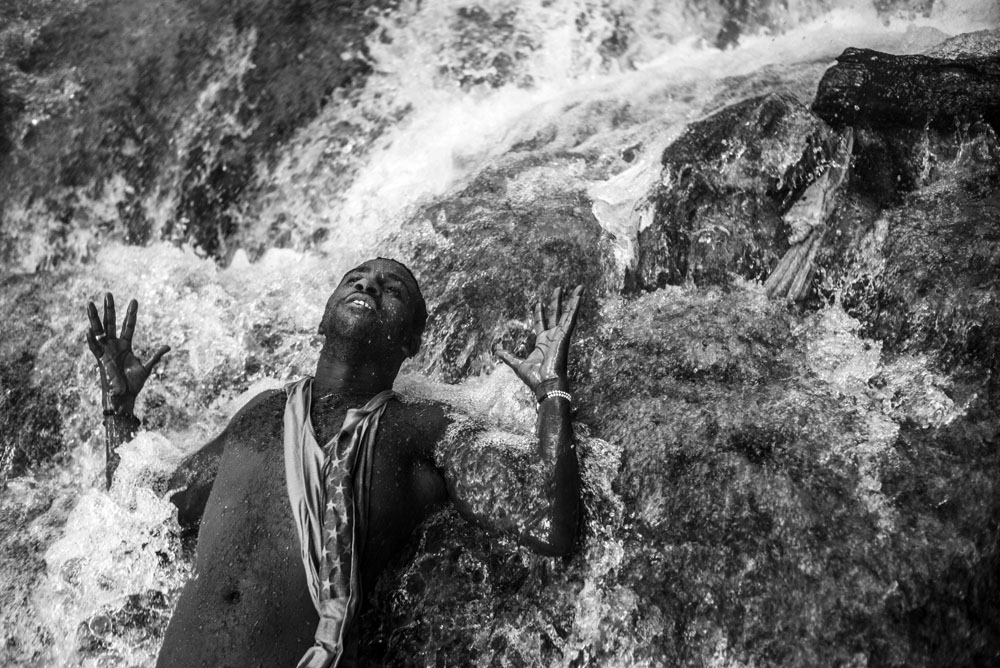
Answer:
86 258 582 667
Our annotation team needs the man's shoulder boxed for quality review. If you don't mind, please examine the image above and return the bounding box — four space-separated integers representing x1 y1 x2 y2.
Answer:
225 389 286 437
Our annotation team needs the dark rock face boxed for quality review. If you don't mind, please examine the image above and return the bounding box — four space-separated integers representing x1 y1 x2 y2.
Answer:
844 166 1000 374
813 47 1000 207
808 47 1000 376
362 287 1000 667
812 48 1000 132
0 0 391 268
0 350 63 480
586 294 1000 667
627 93 838 293
0 275 67 480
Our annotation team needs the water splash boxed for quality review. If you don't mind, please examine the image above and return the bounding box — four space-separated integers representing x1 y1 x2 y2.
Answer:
2 1 999 665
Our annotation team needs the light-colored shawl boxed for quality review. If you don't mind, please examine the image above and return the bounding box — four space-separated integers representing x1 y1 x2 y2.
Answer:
284 377 394 668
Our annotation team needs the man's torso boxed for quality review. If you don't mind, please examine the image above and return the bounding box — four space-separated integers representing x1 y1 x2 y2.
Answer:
157 390 450 668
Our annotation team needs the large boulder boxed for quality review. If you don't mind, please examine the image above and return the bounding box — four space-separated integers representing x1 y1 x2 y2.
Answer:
358 286 1000 667
812 48 1000 132
807 40 1000 374
841 129 1000 375
394 155 619 383
627 93 840 293
0 274 70 480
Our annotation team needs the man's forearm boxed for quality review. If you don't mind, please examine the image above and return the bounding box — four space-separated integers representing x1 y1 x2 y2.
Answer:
533 385 580 555
104 410 140 489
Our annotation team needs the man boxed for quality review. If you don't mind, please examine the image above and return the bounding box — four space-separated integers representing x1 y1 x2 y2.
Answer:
86 258 582 667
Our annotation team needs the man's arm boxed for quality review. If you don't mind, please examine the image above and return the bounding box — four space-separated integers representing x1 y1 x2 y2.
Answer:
86 293 170 489
438 286 582 556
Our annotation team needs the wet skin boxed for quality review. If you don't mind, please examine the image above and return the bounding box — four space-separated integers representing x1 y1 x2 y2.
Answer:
159 393 451 667
87 259 582 667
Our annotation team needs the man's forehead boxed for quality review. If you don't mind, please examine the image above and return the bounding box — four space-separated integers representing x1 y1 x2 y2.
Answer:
343 258 419 288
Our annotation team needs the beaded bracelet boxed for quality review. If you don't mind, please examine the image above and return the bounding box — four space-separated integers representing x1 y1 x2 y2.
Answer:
539 390 572 403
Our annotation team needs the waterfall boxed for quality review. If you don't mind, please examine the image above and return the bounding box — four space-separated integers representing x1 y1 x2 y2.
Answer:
1 0 999 665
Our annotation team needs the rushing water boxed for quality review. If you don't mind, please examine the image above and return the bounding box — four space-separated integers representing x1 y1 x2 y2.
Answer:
2 0 999 665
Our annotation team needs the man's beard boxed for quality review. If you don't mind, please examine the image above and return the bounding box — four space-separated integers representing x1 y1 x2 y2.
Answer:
319 304 401 356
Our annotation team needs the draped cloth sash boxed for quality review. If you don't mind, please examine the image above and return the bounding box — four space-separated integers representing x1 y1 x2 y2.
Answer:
284 377 394 668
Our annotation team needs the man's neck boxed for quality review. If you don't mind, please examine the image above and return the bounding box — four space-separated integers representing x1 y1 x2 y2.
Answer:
312 345 400 397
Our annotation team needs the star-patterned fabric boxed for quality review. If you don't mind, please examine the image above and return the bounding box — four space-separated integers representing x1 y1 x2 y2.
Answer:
283 377 395 668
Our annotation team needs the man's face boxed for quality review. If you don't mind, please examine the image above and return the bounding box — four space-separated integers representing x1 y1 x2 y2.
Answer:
319 259 420 357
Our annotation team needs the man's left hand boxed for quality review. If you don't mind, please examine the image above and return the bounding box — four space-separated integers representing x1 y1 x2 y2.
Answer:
496 285 582 400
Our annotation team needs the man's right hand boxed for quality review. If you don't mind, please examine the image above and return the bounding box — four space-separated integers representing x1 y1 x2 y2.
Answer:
87 293 170 416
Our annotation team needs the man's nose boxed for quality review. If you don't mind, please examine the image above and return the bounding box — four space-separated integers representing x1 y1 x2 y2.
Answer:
354 276 381 296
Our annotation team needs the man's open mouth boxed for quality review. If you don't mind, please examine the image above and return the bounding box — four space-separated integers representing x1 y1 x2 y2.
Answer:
348 295 375 310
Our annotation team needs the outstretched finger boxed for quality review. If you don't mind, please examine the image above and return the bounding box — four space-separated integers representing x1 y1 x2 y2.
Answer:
533 301 545 337
86 328 103 358
495 348 522 371
121 299 138 342
546 286 562 329
559 285 584 330
87 302 106 341
144 345 171 373
103 293 117 342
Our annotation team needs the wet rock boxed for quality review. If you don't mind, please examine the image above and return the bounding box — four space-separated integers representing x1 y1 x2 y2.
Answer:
924 29 1000 59
810 46 1000 210
0 274 66 480
77 590 172 658
840 131 1000 374
628 93 840 293
0 68 24 160
360 435 624 667
438 5 539 90
813 48 1000 132
395 156 618 382
0 350 64 480
0 0 393 267
361 285 1000 666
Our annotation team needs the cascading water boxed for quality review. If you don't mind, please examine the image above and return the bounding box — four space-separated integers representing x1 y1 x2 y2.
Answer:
1 0 999 665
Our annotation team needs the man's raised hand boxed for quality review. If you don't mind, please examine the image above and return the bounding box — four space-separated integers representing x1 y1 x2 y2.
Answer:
496 285 582 400
87 293 170 416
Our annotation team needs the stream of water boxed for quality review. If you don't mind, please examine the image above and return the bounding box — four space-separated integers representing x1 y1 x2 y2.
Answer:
2 0 999 665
